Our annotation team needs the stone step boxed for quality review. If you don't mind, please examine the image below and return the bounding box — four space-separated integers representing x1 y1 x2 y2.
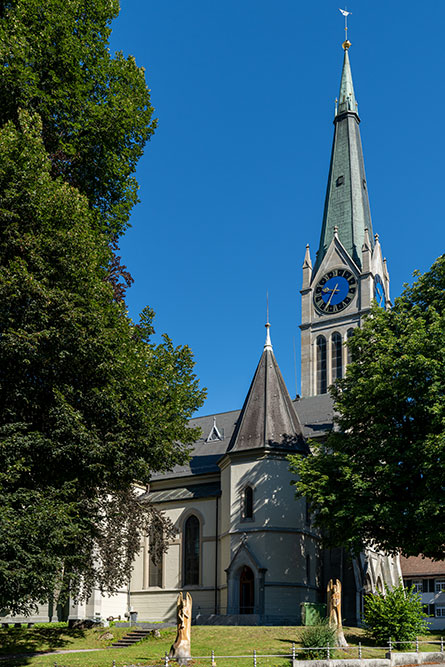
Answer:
107 630 156 648
107 630 157 649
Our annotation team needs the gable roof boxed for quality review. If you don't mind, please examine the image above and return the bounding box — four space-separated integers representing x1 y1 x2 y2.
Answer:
400 556 445 577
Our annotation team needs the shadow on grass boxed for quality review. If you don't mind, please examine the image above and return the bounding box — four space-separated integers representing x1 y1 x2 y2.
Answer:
0 626 86 658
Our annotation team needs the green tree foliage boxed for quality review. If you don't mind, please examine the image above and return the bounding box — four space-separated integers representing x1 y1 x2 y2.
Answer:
0 0 156 240
0 112 205 615
289 257 445 560
364 584 429 646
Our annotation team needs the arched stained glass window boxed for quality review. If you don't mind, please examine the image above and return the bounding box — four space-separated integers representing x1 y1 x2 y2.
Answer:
331 332 342 381
316 335 327 394
183 515 200 586
346 328 354 365
243 486 253 519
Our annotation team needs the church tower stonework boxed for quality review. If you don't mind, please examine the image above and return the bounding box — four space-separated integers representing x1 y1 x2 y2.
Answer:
300 41 391 397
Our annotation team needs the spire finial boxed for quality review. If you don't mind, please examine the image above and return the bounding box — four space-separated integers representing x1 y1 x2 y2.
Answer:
339 8 352 49
362 227 371 251
303 243 312 270
264 292 273 350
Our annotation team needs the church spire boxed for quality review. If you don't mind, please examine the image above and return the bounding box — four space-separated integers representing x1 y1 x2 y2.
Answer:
313 41 374 277
227 323 306 454
337 41 357 115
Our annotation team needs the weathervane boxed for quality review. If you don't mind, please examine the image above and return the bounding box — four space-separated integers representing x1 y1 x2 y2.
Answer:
339 7 352 47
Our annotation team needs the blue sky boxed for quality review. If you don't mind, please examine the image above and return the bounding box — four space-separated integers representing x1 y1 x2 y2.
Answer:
110 1 445 417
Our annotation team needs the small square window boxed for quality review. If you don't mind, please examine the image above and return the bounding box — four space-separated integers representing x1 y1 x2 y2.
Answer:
436 606 445 618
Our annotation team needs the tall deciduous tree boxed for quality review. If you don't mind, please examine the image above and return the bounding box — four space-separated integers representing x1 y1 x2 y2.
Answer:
289 257 445 560
0 0 156 240
0 111 205 615
0 1 206 617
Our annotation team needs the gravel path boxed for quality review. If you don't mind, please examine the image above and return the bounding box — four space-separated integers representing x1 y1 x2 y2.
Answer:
0 648 105 661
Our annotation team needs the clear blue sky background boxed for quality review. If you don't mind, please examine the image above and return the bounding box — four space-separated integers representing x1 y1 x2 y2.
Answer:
110 1 445 417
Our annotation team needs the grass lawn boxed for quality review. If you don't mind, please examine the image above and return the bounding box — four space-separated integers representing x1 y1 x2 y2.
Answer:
0 625 443 667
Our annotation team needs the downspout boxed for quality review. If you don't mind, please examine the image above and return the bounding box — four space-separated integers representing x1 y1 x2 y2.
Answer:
214 495 219 614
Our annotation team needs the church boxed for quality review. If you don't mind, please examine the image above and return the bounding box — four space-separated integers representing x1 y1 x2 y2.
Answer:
0 39 401 627
126 38 401 626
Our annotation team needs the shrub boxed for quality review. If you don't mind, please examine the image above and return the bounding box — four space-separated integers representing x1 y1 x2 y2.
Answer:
300 618 338 659
364 583 429 647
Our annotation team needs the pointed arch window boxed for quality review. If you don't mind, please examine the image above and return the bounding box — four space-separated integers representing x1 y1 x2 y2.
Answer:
242 486 254 520
316 335 327 395
346 328 354 365
183 515 200 586
331 332 342 381
148 526 163 588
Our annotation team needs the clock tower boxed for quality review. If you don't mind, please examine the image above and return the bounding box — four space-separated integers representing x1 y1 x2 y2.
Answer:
300 40 391 397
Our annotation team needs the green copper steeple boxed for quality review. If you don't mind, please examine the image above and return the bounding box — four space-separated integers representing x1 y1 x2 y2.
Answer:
313 42 374 276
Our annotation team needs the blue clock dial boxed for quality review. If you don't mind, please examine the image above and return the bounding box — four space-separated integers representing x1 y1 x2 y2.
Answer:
314 268 357 314
374 275 386 308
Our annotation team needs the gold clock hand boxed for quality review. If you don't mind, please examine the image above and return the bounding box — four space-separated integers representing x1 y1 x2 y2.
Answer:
326 283 339 307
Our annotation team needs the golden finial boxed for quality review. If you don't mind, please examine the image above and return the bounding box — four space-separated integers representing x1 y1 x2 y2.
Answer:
342 40 351 50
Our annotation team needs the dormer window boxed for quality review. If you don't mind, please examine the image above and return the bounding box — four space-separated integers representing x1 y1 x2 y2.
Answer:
336 175 344 187
206 417 223 442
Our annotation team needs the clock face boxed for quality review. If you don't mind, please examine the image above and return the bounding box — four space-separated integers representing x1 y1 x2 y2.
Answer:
374 275 386 308
313 268 357 314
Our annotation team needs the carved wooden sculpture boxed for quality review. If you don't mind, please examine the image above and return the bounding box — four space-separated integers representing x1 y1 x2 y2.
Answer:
327 578 348 647
169 592 192 665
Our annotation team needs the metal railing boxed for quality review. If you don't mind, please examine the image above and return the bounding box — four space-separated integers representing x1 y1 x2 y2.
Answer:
51 637 445 667
162 637 445 665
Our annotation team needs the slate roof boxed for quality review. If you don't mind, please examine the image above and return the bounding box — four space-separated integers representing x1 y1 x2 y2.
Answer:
149 391 333 482
227 331 307 454
148 482 221 504
313 43 374 277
